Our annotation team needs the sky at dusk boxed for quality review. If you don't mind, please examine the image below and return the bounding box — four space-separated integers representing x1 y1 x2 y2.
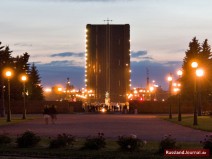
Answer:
1 0 212 90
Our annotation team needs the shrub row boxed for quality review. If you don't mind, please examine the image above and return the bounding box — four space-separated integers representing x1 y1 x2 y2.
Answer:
0 131 211 154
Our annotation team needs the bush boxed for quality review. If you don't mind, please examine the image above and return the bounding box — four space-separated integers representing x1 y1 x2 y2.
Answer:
49 133 75 149
159 135 177 154
201 135 212 153
83 133 106 150
117 134 144 151
0 134 11 145
16 131 40 148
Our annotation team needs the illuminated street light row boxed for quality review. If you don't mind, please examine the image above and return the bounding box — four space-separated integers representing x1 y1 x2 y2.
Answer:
166 61 204 124
2 68 28 122
191 61 204 126
167 70 183 120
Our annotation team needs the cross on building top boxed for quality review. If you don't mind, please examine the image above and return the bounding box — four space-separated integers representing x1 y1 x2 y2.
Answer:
104 18 112 24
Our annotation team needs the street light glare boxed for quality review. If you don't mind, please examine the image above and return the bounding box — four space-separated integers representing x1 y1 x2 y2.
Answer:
167 76 172 82
149 86 154 92
191 61 198 68
177 70 183 76
196 68 204 77
21 75 27 81
6 71 12 77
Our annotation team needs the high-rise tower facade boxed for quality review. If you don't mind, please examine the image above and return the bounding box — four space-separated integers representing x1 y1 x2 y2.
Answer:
85 24 130 103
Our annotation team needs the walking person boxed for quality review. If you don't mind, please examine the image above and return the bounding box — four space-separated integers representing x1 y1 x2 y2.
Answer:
49 105 58 124
43 105 50 124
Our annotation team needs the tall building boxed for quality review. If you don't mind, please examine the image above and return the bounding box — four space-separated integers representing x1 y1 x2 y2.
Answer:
85 24 130 103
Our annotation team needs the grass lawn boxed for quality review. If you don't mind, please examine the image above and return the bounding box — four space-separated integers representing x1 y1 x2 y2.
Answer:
161 114 212 132
0 114 41 126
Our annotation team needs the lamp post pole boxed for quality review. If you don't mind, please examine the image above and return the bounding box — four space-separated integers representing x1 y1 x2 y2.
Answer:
5 71 12 122
196 69 204 117
191 62 198 126
177 70 183 121
167 73 173 119
1 79 5 117
21 75 27 119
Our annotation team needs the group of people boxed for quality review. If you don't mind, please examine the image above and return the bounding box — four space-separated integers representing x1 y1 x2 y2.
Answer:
83 103 128 113
43 105 58 124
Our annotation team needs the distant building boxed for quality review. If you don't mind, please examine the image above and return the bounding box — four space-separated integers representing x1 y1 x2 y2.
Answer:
85 24 130 103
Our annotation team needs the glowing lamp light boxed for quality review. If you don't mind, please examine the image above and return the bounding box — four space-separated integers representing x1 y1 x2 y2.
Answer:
6 71 12 77
191 61 198 68
177 70 183 76
196 68 204 77
149 86 154 92
173 83 177 87
173 88 180 92
101 108 106 113
44 88 52 92
21 75 27 81
133 90 138 94
167 76 172 82
58 87 62 92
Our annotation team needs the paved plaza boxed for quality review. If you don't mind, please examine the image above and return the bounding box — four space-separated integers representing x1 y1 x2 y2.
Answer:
0 114 210 142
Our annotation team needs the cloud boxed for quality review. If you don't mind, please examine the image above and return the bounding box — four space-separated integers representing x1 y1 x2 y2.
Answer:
131 50 154 62
142 56 154 60
163 61 183 67
131 50 147 58
51 52 84 57
14 42 32 47
43 60 76 66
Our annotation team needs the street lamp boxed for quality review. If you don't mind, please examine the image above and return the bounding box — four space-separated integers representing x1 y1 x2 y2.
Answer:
1 81 5 117
177 69 183 121
4 69 13 122
196 68 204 77
191 61 198 125
149 86 154 101
167 73 173 119
21 75 27 119
196 68 204 116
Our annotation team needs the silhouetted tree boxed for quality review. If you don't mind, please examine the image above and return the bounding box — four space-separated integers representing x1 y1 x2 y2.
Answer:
0 42 43 101
181 37 212 103
199 40 212 102
181 37 201 99
28 63 44 100
0 45 14 98
11 52 30 100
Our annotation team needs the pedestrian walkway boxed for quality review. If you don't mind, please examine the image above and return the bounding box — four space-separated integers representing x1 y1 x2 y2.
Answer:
0 114 210 142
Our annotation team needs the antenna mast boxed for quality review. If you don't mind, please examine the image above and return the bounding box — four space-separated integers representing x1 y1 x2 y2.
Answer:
104 18 112 24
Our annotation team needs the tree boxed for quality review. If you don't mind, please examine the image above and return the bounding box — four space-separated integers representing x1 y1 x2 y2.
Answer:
0 42 5 93
199 39 212 102
0 42 44 101
0 45 13 98
181 37 201 99
181 37 212 103
0 42 5 116
11 52 30 100
28 63 44 100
